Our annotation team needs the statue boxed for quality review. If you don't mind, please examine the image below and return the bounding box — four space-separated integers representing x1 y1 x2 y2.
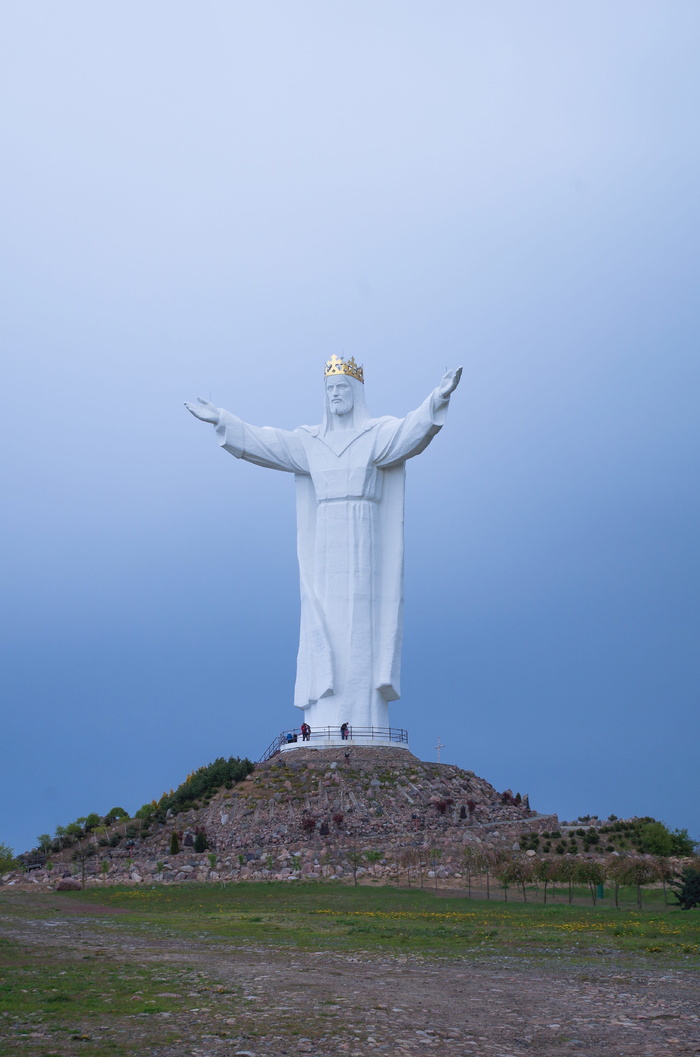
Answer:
186 357 462 741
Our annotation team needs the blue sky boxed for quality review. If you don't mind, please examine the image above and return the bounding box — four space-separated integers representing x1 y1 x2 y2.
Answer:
1 2 698 855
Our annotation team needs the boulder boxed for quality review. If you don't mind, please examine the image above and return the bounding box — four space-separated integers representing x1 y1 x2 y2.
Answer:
56 878 82 892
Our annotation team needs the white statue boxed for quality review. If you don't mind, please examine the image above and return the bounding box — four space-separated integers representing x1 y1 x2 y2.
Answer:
186 357 461 741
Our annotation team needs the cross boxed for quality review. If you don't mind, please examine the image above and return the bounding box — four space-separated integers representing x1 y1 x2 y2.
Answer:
436 737 445 764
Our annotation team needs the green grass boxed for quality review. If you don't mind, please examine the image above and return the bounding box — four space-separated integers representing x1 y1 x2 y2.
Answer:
1 885 698 1056
25 882 700 959
0 936 241 1056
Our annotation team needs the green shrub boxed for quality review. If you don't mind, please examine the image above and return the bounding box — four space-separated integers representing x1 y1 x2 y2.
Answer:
156 757 254 819
0 843 17 872
169 832 180 855
670 866 700 910
108 807 129 820
639 821 697 857
194 830 208 853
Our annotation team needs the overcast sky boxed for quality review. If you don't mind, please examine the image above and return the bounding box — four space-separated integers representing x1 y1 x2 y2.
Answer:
1 2 698 856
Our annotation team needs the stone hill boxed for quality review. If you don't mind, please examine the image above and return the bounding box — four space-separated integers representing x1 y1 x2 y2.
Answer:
15 747 559 888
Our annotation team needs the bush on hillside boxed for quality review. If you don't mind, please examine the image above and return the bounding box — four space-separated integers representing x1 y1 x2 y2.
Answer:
670 866 700 910
639 821 697 857
106 807 129 822
155 756 254 819
0 843 17 873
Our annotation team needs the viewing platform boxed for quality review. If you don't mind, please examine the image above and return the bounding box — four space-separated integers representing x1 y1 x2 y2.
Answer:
258 725 409 762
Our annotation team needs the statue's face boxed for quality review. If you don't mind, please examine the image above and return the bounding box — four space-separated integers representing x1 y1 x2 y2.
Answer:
326 376 354 416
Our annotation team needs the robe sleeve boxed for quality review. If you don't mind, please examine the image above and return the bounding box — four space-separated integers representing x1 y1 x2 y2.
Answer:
215 409 309 474
374 389 450 469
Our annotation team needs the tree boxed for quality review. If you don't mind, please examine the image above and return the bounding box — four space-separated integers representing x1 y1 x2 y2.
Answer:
574 859 605 905
639 821 674 856
492 853 515 901
0 843 16 873
462 847 478 898
399 848 418 887
639 821 697 858
72 841 96 889
605 856 627 909
552 856 577 904
533 857 556 904
669 828 698 857
37 834 53 853
193 830 208 853
429 848 443 891
670 866 700 910
614 857 659 910
169 832 180 855
495 856 532 902
653 856 675 905
346 847 363 886
107 807 129 821
468 847 496 900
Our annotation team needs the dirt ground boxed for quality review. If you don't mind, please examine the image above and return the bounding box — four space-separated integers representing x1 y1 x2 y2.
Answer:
1 895 699 1057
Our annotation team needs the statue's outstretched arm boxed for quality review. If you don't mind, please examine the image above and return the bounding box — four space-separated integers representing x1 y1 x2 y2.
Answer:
375 366 462 469
185 397 308 474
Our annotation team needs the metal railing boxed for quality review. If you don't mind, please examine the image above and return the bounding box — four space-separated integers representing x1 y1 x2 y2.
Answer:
258 725 409 763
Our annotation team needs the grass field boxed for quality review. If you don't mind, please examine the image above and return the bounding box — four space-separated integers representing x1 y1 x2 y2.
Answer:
1 884 698 1056
8 882 699 959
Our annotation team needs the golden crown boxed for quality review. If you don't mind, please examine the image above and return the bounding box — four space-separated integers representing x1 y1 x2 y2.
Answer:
324 354 364 383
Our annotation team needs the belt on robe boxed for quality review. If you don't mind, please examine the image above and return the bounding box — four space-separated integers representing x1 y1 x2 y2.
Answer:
316 496 379 504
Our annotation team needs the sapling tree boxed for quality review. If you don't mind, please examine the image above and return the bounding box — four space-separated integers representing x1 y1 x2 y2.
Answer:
653 856 674 905
554 855 577 904
613 856 658 910
346 847 363 886
533 857 556 904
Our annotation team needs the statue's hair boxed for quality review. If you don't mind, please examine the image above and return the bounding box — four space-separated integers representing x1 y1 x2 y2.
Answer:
320 375 372 434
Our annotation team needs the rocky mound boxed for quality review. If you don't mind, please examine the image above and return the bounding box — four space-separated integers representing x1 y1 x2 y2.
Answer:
10 748 558 888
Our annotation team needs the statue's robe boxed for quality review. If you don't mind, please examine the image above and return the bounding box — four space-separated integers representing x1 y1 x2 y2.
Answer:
215 389 449 732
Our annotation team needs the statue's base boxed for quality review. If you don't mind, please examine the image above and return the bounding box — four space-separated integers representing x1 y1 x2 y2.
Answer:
280 736 411 754
260 725 409 762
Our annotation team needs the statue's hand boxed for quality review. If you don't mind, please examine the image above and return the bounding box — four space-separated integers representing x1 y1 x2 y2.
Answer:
185 397 220 425
437 366 463 400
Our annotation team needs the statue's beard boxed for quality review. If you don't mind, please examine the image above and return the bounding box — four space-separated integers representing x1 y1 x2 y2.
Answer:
321 376 371 434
